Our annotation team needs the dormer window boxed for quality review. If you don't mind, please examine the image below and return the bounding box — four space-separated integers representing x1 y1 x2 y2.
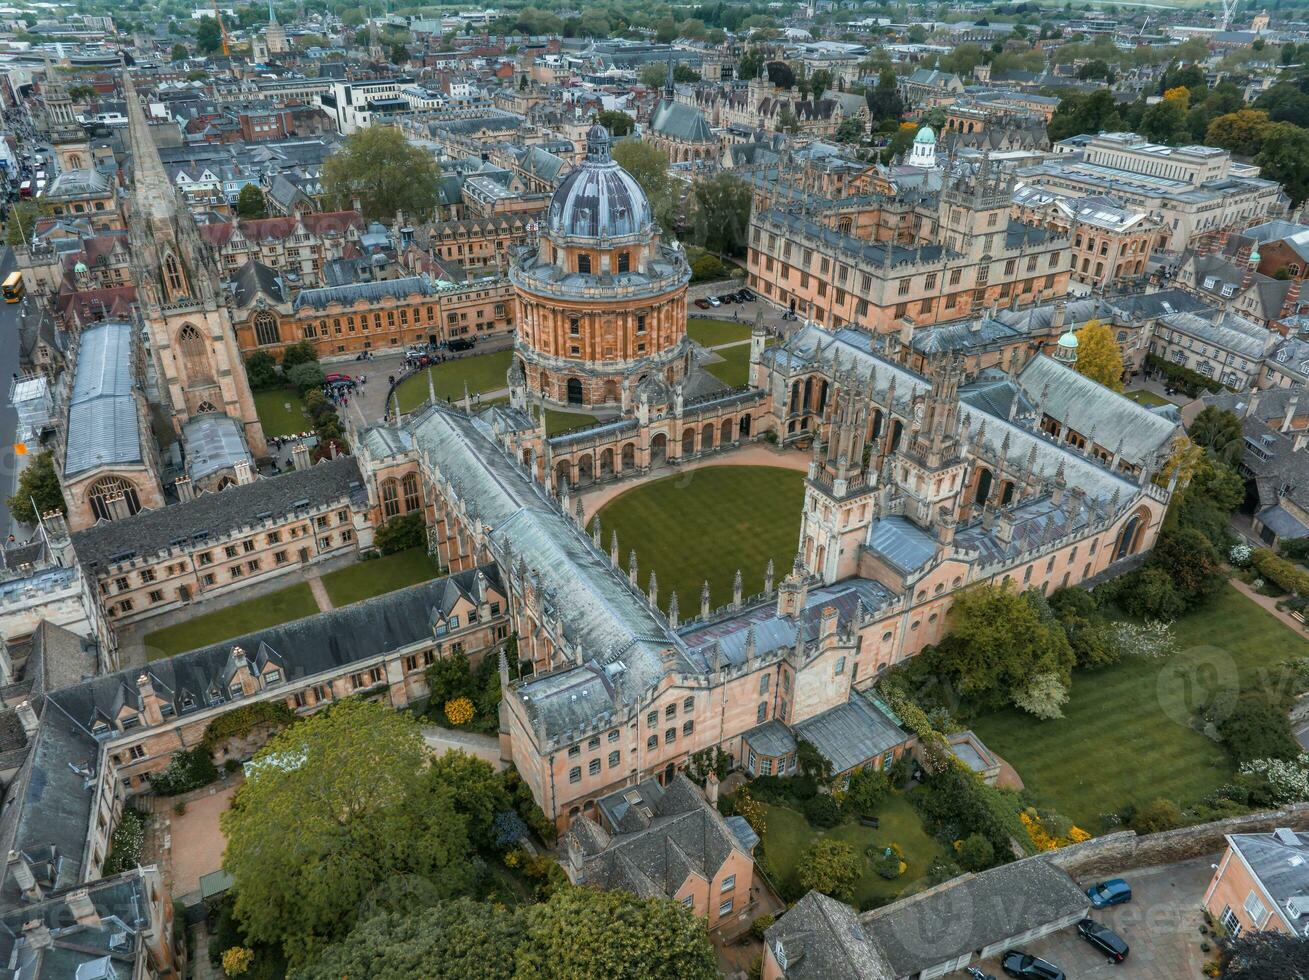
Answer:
180 694 196 710
120 714 140 731
264 669 282 686
229 683 243 699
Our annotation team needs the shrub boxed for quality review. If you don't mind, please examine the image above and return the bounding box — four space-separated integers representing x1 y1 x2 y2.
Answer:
1281 538 1309 562
843 767 890 818
926 855 962 885
224 758 242 774
873 851 904 880
222 947 253 976
1218 695 1301 764
202 701 295 752
151 747 218 796
797 838 861 901
287 361 326 394
374 513 426 554
280 340 318 369
958 832 995 871
173 801 187 817
102 808 146 875
690 253 729 282
1118 567 1186 619
244 352 280 390
1131 798 1182 834
444 696 474 726
1252 548 1309 596
803 793 843 829
750 914 774 940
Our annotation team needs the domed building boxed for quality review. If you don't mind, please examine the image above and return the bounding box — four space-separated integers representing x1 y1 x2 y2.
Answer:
908 125 937 169
510 123 691 407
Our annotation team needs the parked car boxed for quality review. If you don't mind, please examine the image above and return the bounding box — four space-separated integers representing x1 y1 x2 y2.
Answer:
736 288 755 302
447 337 475 352
1086 879 1132 909
1001 950 1065 980
694 298 711 309
1077 918 1129 962
716 293 736 304
706 296 721 307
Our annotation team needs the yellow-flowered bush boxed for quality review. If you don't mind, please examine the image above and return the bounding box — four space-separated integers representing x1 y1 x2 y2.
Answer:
444 696 474 726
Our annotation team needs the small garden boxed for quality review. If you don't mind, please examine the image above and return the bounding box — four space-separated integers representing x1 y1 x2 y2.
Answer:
394 350 515 413
247 342 349 458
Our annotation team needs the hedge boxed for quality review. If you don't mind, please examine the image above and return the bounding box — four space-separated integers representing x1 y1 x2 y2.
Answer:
1251 548 1309 596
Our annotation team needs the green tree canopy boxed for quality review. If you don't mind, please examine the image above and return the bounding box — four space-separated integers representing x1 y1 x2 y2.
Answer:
7 451 66 526
797 838 862 901
322 126 441 222
221 700 473 964
688 173 752 257
170 42 188 61
1206 109 1274 158
1256 122 1309 208
5 202 39 249
1189 405 1243 464
612 139 677 232
235 183 266 218
196 16 222 54
596 110 634 137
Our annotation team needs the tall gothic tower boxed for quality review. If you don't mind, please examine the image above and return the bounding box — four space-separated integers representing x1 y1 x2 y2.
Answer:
41 55 91 172
124 72 267 457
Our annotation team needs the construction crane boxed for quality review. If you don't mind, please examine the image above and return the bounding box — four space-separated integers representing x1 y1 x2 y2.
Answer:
212 0 232 57
1220 0 1238 32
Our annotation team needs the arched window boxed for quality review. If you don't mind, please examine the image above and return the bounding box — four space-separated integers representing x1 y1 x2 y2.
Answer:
402 472 421 512
88 476 142 523
253 310 280 347
217 476 236 491
163 252 186 297
381 479 401 518
177 324 212 384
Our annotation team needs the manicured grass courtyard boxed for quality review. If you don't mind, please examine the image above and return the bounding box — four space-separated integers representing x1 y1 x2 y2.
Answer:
761 795 944 910
253 387 310 437
142 582 320 659
703 342 752 388
1125 389 1172 408
687 317 752 347
320 548 441 607
545 408 600 435
395 350 515 412
595 465 804 612
970 585 1309 831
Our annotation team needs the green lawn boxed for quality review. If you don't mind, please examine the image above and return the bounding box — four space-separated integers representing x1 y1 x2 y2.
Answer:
971 586 1309 831
595 466 804 612
703 342 752 388
688 317 752 347
545 408 600 435
253 388 310 437
395 350 515 412
320 548 441 607
761 795 944 910
142 583 320 659
1125 389 1171 408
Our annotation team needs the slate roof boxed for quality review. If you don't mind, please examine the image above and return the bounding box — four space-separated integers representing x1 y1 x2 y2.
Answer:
865 516 938 574
70 457 364 569
793 695 908 774
293 275 434 311
1157 309 1273 360
230 259 286 307
649 98 714 143
861 857 1088 976
1228 829 1309 931
181 413 254 482
764 891 894 980
64 320 142 478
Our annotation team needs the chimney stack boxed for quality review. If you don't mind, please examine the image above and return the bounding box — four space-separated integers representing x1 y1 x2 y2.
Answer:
65 888 100 927
15 702 38 738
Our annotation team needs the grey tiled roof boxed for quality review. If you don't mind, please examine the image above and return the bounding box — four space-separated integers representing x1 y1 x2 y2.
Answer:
64 320 142 478
765 891 894 980
1227 830 1309 931
293 274 434 311
181 413 253 482
866 516 938 573
793 695 908 775
70 456 364 569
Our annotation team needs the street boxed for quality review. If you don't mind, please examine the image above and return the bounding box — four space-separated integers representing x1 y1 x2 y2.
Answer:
0 246 22 540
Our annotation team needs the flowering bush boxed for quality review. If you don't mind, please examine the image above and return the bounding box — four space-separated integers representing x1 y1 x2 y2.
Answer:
102 808 146 875
1230 543 1253 567
222 947 253 976
735 788 767 836
1021 809 1092 851
1107 620 1175 660
444 696 474 726
1240 754 1309 803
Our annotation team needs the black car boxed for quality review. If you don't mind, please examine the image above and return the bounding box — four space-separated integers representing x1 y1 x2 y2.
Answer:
716 293 736 304
736 288 755 302
446 338 475 352
1001 950 1065 980
1077 918 1129 962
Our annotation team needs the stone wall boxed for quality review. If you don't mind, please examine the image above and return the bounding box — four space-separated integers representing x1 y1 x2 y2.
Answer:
1046 803 1309 878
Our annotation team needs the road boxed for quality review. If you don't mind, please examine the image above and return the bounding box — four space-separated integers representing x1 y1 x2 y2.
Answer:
0 246 21 540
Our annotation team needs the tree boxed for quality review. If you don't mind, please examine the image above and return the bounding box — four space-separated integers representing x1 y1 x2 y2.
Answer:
1219 930 1309 979
674 64 700 84
428 750 509 849
425 649 474 707
1072 320 1125 391
795 739 833 781
866 67 904 123
655 16 677 43
1218 695 1301 765
5 202 39 249
287 362 325 394
797 838 862 901
639 63 667 89
516 888 717 980
688 174 752 257
776 106 799 133
1119 566 1186 620
843 767 889 818
1048 89 1123 143
766 61 795 90
280 339 317 369
374 513 426 554
322 126 441 222
1190 406 1244 464
7 451 66 526
171 42 189 61
390 43 409 64
1206 109 1274 157
611 140 676 233
235 184 266 219
1012 671 1071 720
289 901 525 980
1150 527 1225 607
196 16 222 54
244 351 279 390
806 68 833 100
1256 123 1309 208
596 110 633 137
738 47 764 81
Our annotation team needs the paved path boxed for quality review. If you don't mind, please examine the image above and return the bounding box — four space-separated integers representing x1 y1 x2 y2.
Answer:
421 725 504 768
307 575 333 612
579 443 810 521
1228 576 1307 636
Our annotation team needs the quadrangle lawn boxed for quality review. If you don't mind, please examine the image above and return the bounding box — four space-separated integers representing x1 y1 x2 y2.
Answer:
595 465 804 612
143 583 319 660
761 794 944 910
970 585 1309 831
253 387 310 437
544 408 600 435
703 342 752 388
395 350 515 412
321 548 441 606
1125 389 1171 408
687 317 752 347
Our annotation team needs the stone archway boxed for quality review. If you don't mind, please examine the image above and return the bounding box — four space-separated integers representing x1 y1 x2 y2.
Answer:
566 377 584 405
621 442 636 470
651 432 668 464
578 454 594 484
720 419 733 445
740 414 752 437
700 423 715 450
681 428 695 455
974 467 993 506
599 448 614 478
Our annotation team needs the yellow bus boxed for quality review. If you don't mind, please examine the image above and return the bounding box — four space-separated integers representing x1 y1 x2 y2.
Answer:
2 271 23 304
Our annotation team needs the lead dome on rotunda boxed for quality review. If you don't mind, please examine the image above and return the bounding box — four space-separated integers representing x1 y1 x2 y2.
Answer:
545 124 652 241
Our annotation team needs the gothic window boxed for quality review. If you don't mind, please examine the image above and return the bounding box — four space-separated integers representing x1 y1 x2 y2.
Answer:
402 472 421 512
196 401 218 414
254 311 280 347
163 252 186 298
89 476 142 523
381 479 400 518
177 324 213 384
